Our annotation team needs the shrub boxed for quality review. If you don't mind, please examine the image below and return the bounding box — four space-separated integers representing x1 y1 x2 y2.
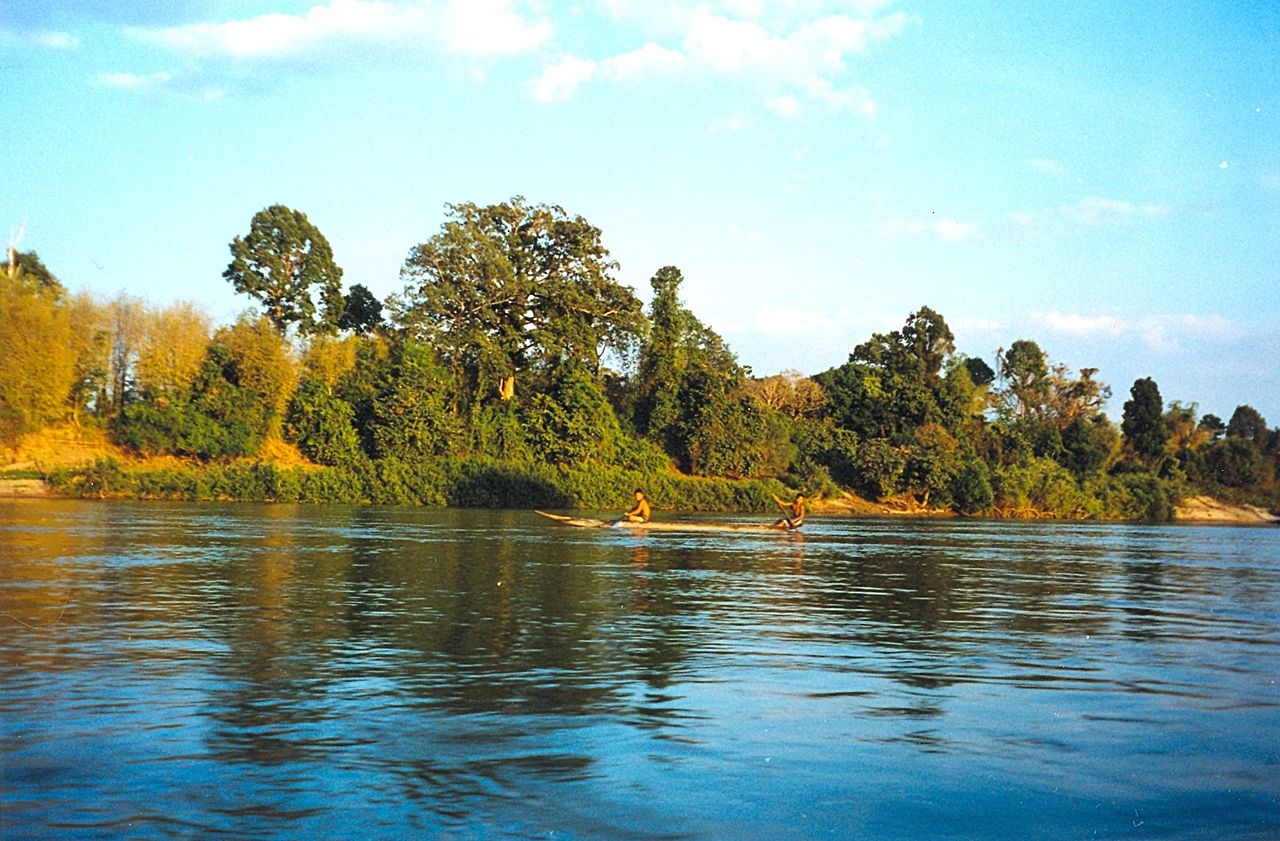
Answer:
950 461 994 516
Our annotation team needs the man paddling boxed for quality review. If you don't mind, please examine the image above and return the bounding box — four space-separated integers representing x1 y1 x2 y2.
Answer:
772 493 805 530
622 489 651 523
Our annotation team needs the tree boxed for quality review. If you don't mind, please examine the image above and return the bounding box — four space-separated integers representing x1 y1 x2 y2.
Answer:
1060 414 1119 478
6 250 64 298
286 379 363 467
214 314 299 439
396 198 644 401
995 340 1050 421
0 274 74 442
337 284 383 335
629 265 786 476
523 361 626 466
135 302 211 396
743 370 827 419
816 307 957 443
114 344 273 459
66 292 110 428
1121 377 1168 462
964 356 995 387
1199 413 1226 441
1226 405 1267 443
1201 437 1267 488
368 339 460 461
224 205 345 336
106 294 146 416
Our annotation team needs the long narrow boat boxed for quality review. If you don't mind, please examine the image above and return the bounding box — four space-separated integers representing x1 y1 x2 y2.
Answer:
535 510 791 533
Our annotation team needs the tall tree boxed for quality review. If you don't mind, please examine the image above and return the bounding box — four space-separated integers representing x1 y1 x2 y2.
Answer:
0 274 74 442
337 284 383 335
135 302 212 396
632 265 769 473
1226 405 1267 443
224 205 345 336
816 307 956 442
396 197 644 401
215 314 299 439
1121 377 1168 462
106 294 146 416
995 340 1051 421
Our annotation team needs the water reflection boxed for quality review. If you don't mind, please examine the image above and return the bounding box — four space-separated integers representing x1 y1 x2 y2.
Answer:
1 502 1278 839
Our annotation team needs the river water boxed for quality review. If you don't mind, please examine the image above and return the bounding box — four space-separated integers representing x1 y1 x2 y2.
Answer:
1 500 1277 840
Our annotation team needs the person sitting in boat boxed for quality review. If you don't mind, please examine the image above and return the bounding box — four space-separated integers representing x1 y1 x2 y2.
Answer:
622 489 651 523
772 493 805 530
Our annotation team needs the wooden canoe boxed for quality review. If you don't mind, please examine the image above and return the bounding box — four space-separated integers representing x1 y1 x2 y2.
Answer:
535 510 792 533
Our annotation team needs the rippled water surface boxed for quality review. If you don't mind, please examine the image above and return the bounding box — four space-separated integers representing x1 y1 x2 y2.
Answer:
2 501 1278 839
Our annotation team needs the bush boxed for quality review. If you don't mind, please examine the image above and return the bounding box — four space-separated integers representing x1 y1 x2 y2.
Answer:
950 461 994 516
994 457 1100 518
286 379 364 467
1098 472 1182 522
851 438 906 500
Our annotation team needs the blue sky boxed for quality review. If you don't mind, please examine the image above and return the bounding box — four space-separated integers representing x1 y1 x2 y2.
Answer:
3 0 1278 422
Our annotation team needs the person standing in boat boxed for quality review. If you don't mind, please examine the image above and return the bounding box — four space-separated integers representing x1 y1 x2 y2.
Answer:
772 493 805 530
622 489 651 523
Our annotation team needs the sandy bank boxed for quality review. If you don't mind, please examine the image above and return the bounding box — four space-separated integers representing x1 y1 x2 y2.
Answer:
1174 494 1278 525
0 478 49 498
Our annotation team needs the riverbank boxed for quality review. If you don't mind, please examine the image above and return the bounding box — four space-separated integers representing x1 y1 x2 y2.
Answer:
4 427 1275 524
1174 494 1279 525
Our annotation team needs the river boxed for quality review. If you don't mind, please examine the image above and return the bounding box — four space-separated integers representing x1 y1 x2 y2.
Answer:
1 500 1277 839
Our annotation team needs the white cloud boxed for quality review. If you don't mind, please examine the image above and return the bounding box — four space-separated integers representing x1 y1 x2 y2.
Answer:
444 0 551 56
0 27 79 49
124 0 548 60
1028 158 1067 178
600 42 686 80
684 7 776 73
96 70 175 90
1032 311 1243 353
126 0 415 58
94 69 226 100
880 214 982 243
528 55 597 103
35 30 80 50
537 2 908 114
766 93 804 119
935 216 981 242
1058 196 1172 225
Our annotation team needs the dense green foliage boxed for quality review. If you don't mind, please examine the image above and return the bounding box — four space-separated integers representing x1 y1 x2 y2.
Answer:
224 205 345 336
13 197 1280 520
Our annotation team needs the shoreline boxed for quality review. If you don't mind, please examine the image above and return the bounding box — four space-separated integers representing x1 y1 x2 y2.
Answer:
6 478 1273 525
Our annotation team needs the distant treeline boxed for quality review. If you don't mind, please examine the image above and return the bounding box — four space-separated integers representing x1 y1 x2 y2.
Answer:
5 198 1278 519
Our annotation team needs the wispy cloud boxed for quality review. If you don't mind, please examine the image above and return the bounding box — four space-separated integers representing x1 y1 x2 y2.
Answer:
1 27 80 50
545 1 911 115
1058 196 1171 226
879 214 982 243
528 55 597 103
109 0 551 95
1027 158 1067 178
102 0 910 116
1008 195 1173 230
1031 311 1242 353
94 69 226 100
95 70 175 91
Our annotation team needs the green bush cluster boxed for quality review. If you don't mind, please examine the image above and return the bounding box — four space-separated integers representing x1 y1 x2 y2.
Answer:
48 456 786 513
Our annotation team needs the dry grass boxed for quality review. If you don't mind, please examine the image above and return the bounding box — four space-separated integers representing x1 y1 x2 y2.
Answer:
2 424 126 473
1 424 319 474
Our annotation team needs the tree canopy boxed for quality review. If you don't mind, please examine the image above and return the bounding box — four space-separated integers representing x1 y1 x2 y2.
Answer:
395 197 645 401
224 205 345 336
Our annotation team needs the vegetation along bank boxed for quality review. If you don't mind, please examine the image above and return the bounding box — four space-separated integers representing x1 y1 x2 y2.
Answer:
3 198 1277 522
